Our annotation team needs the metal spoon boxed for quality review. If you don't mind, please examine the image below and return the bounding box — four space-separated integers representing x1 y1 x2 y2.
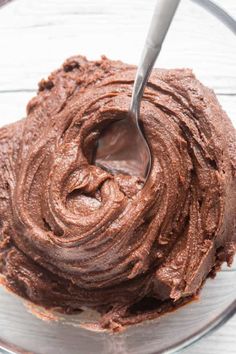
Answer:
95 0 181 180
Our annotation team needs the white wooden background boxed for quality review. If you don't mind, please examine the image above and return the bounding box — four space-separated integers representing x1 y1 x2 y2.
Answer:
0 0 235 353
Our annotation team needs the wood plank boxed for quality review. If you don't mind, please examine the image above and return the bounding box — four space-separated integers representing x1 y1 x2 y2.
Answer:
0 0 235 93
217 95 236 124
180 316 236 354
0 91 33 124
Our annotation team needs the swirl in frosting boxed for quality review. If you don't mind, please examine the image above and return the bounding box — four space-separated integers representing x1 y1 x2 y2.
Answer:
0 56 235 330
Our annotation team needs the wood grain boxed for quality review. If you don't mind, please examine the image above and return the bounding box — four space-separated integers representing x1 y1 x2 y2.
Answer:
0 0 235 93
180 318 236 354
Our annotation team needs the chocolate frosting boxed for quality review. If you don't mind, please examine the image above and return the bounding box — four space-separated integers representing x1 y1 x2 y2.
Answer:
0 55 235 330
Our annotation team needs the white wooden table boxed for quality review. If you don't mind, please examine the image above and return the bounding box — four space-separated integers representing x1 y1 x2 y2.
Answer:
0 0 235 353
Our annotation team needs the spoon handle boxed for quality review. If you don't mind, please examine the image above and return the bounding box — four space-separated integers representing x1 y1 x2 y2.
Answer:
130 0 181 114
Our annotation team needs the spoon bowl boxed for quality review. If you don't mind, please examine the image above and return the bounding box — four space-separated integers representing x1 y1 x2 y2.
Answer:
95 0 181 180
95 115 150 179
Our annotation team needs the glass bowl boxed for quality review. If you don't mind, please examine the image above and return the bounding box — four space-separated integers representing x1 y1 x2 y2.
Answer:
0 0 235 353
